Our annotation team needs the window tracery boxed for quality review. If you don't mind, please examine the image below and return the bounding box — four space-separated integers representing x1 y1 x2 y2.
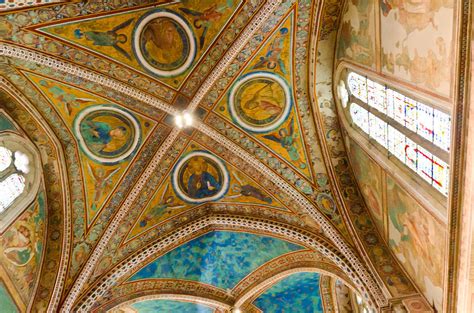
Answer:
0 132 41 231
343 71 451 196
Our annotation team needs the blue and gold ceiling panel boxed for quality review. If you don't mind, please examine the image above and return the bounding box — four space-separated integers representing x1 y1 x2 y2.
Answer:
213 11 314 181
121 299 215 313
125 142 290 242
36 0 242 89
25 72 157 227
253 272 324 313
128 231 304 290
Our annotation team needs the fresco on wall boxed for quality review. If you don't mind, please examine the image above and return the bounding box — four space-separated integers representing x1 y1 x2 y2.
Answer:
0 191 45 305
128 231 303 289
215 13 313 180
348 139 384 234
116 299 214 313
0 113 16 132
37 0 241 88
380 0 455 96
337 0 376 67
126 143 288 241
25 73 156 226
387 176 445 311
334 280 354 312
0 282 18 313
253 272 324 313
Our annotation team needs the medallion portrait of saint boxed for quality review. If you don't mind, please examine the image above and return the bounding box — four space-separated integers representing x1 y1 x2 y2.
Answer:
172 151 229 204
75 106 141 164
141 17 190 71
180 156 222 199
234 77 286 128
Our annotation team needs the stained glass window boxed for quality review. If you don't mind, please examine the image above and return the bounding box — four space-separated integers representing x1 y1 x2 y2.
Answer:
338 80 349 108
367 79 386 113
345 71 451 196
350 103 369 134
417 102 434 142
369 112 387 148
432 156 449 195
416 146 433 184
14 151 30 174
0 147 12 172
0 145 31 212
346 71 451 152
347 72 367 103
433 110 451 151
0 174 25 213
388 125 405 163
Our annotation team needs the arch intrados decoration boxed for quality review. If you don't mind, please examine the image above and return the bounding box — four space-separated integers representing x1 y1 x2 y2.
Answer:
236 267 359 310
98 266 356 313
105 294 230 313
0 82 71 311
75 214 376 311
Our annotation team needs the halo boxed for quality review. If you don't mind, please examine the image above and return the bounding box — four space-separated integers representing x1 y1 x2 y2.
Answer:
171 151 229 204
133 10 197 77
228 72 292 133
73 105 141 164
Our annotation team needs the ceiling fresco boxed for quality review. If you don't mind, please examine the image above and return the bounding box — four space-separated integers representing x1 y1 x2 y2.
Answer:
0 0 465 311
127 231 303 290
253 272 324 313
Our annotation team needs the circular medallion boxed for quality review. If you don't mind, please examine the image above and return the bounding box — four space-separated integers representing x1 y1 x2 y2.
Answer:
172 151 229 204
133 10 196 77
228 72 292 133
73 105 141 164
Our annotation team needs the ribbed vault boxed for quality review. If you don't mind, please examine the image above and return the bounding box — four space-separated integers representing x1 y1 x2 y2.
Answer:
0 0 458 312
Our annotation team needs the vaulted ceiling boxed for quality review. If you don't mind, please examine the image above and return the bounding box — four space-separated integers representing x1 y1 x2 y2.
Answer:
0 0 467 312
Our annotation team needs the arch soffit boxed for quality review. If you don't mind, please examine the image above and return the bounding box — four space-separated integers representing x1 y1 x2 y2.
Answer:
0 82 71 311
75 214 373 311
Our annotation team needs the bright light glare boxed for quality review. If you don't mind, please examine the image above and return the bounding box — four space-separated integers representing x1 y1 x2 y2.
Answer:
183 112 193 126
234 309 241 313
175 112 193 128
175 115 184 128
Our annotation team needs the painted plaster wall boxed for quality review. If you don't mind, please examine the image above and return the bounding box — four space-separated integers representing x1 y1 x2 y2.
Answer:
336 0 457 310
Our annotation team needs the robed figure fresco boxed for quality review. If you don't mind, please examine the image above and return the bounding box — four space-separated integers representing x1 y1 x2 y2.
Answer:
263 118 306 169
80 119 127 155
185 157 221 198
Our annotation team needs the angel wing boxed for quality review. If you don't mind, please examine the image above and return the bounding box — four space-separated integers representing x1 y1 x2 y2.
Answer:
159 184 170 203
179 8 202 16
112 18 134 32
263 134 282 144
87 162 99 182
103 167 121 182
232 172 244 185
288 117 295 136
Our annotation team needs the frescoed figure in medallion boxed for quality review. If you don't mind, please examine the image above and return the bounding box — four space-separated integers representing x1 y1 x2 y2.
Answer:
80 116 128 156
228 72 292 133
133 10 197 77
184 156 221 198
74 105 141 164
172 151 229 204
